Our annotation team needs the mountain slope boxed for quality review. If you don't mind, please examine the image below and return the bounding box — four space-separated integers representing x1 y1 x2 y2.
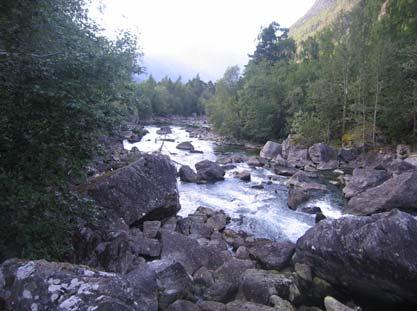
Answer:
289 0 360 42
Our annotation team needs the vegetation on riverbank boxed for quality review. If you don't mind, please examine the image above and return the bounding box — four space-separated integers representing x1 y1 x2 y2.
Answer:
206 0 417 146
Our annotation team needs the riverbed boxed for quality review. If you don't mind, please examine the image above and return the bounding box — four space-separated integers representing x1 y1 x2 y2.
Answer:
124 126 344 243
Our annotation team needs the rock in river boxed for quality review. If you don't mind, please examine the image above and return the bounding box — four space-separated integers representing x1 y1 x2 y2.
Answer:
86 153 180 226
342 168 390 199
260 141 282 160
294 209 417 305
179 165 198 183
195 160 225 183
176 141 195 151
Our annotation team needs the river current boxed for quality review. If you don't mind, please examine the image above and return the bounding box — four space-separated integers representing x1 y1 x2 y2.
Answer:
124 126 344 243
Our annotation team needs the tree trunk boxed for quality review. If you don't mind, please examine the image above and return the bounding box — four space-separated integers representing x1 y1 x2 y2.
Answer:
372 76 380 147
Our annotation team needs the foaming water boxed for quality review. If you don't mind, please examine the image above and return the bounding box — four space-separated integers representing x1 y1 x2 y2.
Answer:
124 126 344 243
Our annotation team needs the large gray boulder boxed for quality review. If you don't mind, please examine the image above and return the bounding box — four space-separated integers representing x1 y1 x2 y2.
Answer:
308 143 337 164
342 168 390 199
294 209 417 305
0 259 158 311
248 241 295 270
196 160 225 183
176 141 195 151
87 154 180 226
281 135 312 168
260 141 282 160
347 170 417 215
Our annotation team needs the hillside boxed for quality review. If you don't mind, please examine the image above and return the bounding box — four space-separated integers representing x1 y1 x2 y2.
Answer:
289 0 360 42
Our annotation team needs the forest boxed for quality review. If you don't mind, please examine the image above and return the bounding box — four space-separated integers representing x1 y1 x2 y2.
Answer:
206 0 417 146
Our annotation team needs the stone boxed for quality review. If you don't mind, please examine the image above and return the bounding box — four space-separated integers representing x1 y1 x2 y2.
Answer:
167 300 201 311
226 301 277 311
309 143 337 164
338 148 358 163
288 188 311 210
287 171 327 192
157 126 172 135
324 296 355 311
270 295 296 311
246 156 265 167
294 209 417 304
317 160 339 171
235 246 250 260
260 141 282 159
385 159 416 176
0 259 158 311
199 300 226 311
299 206 323 215
179 165 198 183
143 221 161 239
238 269 300 305
195 160 225 183
342 168 390 199
87 154 180 226
347 170 417 215
234 170 251 182
396 144 410 160
176 141 195 151
248 241 295 270
206 212 228 231
294 263 313 282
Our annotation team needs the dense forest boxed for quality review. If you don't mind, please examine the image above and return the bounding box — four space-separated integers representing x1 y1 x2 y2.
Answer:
206 0 417 146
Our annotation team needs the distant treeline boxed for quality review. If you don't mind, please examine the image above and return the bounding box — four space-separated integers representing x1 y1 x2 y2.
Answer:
206 0 417 146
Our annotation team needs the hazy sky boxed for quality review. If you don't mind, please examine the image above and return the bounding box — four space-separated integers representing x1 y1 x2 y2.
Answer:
91 0 315 81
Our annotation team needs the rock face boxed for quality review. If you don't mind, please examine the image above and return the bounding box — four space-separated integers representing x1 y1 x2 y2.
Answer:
260 141 282 159
0 259 158 311
294 209 417 305
179 165 198 183
308 143 337 164
195 160 225 183
347 170 417 215
342 168 390 199
176 141 195 151
87 154 180 226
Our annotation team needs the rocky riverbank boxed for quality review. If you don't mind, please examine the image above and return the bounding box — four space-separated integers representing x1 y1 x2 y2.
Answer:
1 122 417 311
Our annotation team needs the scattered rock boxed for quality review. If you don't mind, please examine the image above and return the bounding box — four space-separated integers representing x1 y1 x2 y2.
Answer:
248 241 295 270
234 170 251 182
196 160 225 183
177 141 195 151
260 141 282 159
179 165 198 183
309 143 337 164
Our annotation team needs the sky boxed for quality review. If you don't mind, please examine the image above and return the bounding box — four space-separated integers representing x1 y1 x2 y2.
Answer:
90 0 316 82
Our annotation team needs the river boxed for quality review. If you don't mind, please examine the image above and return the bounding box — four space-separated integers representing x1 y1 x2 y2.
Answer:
124 125 344 243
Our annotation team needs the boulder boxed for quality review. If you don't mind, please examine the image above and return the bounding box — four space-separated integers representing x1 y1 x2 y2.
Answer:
0 259 158 311
143 221 161 239
287 148 312 169
248 241 295 270
216 155 245 165
338 148 358 163
347 170 417 215
324 296 355 311
270 295 296 311
260 141 282 160
342 168 390 199
234 170 251 182
317 160 339 171
294 209 417 304
405 155 417 167
396 144 410 160
287 171 327 192
203 259 255 303
176 141 195 151
385 159 416 176
150 260 193 309
238 269 300 305
87 154 180 226
246 156 265 167
199 300 226 311
288 188 311 210
179 165 198 183
196 160 225 183
309 143 337 164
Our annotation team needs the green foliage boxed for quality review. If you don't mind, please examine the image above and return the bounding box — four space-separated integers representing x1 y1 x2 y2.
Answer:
207 1 417 146
0 0 140 260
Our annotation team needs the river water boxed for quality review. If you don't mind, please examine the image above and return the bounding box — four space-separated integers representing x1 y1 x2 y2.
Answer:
124 126 344 243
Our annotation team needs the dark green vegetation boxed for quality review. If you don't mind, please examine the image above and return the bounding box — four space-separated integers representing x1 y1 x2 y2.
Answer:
138 75 214 117
206 0 417 146
0 0 142 261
